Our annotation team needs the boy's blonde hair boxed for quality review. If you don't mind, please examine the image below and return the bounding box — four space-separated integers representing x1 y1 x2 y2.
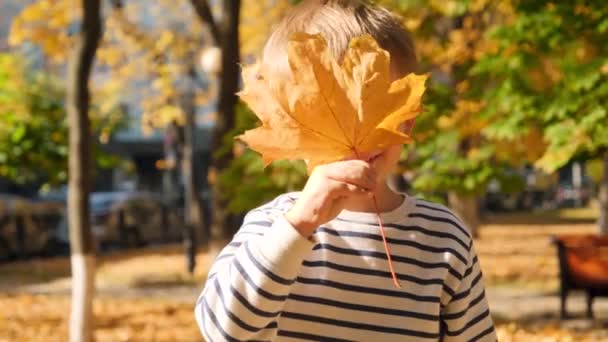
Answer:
263 0 417 77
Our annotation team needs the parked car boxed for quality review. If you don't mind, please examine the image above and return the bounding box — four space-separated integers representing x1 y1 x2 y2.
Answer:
484 167 557 212
55 191 185 251
555 181 592 208
0 194 64 260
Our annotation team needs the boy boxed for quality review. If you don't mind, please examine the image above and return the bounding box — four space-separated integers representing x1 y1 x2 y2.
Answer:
195 1 496 341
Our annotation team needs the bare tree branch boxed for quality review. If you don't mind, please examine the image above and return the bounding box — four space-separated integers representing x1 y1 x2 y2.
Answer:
189 0 221 45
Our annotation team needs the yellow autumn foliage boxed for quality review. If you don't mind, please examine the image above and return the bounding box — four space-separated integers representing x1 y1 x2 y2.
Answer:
9 0 287 134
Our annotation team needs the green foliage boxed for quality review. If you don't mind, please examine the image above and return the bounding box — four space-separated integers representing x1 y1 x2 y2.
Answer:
0 53 125 188
381 0 514 195
217 103 307 213
385 0 608 197
586 158 604 185
471 0 608 172
407 80 506 195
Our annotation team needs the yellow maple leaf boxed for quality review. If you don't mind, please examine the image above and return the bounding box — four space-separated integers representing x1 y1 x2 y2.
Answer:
237 33 427 172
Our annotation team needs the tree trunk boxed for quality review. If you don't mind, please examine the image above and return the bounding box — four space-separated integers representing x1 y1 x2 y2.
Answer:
448 192 480 238
66 1 102 341
182 64 209 272
599 150 608 235
210 0 241 239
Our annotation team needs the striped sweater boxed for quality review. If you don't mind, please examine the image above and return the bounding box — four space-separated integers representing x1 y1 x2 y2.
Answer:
195 192 496 341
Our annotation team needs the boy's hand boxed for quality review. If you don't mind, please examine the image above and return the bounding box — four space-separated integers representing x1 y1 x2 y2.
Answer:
285 160 377 238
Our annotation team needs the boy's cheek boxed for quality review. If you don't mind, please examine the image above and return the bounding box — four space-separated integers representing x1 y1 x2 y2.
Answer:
375 146 401 175
386 146 402 167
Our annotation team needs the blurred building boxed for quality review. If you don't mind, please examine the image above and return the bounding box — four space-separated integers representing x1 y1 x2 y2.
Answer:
103 106 214 194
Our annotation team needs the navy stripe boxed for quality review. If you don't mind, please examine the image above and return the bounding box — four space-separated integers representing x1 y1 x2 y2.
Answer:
408 213 471 239
201 299 269 342
463 256 478 278
236 231 265 238
257 209 282 217
197 271 219 306
442 290 486 320
451 272 483 301
443 283 456 297
243 220 273 228
277 194 296 207
315 227 467 265
313 243 463 281
228 241 242 248
302 259 453 295
212 277 278 332
214 253 234 262
204 272 217 287
225 278 280 318
234 259 287 301
445 308 491 336
296 276 440 303
198 299 215 342
196 293 205 308
470 325 496 342
288 292 438 321
245 242 295 285
281 311 439 339
256 194 294 213
302 260 455 296
335 217 469 250
415 201 457 218
277 330 355 342
415 198 446 206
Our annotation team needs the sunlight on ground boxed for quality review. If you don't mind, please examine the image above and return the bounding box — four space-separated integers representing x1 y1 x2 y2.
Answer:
96 244 215 288
0 243 223 292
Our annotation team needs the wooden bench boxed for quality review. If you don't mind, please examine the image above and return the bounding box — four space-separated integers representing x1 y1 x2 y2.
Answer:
553 234 608 318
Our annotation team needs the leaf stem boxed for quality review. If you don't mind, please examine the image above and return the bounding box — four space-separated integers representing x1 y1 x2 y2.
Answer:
371 193 401 288
353 149 401 288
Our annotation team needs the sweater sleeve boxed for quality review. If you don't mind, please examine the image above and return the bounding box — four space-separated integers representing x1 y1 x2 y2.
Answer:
195 194 315 342
440 241 497 342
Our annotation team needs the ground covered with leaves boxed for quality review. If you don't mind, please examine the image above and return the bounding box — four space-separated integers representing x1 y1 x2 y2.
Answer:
1 292 606 342
1 214 607 341
0 294 200 342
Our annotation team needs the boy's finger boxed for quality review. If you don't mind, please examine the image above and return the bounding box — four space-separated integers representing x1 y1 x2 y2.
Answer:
324 159 370 171
331 179 373 197
326 173 375 192
322 161 376 189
